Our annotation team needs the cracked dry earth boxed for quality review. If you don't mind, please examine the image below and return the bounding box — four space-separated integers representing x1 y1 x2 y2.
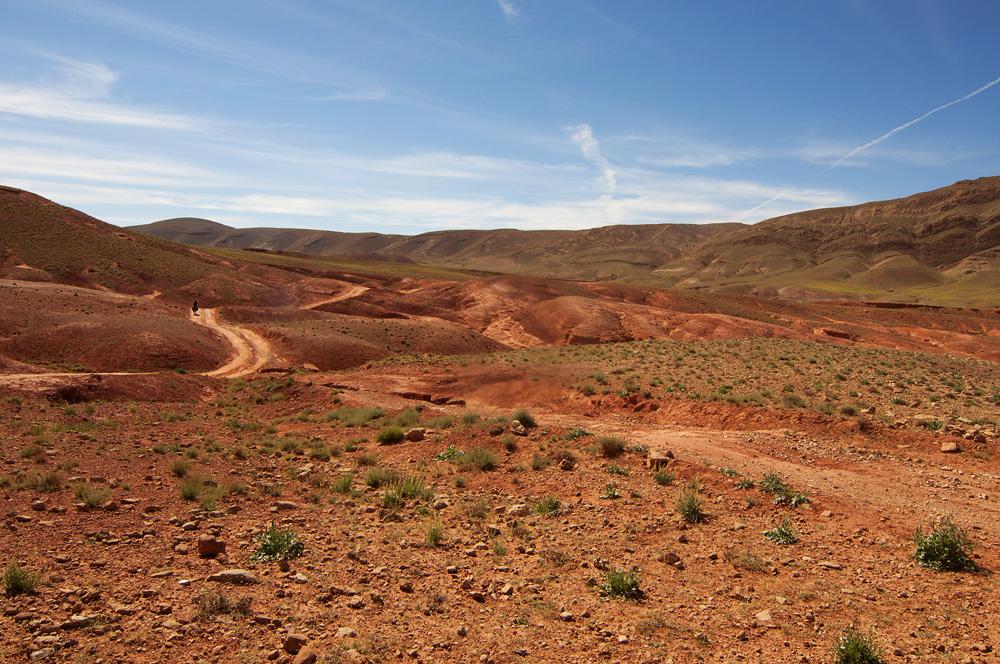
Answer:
0 367 997 663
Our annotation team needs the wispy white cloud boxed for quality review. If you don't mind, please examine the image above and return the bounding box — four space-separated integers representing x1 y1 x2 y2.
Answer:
568 123 617 191
619 132 759 169
0 55 204 130
323 86 388 102
0 147 230 188
495 0 521 21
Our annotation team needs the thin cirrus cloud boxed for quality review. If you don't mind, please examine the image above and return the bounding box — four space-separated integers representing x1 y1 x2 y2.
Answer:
323 86 388 102
495 0 521 21
0 55 204 130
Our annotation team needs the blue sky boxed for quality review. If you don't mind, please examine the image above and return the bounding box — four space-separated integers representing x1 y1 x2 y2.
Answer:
1 0 998 232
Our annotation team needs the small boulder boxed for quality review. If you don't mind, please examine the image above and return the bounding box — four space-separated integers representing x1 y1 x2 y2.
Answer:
283 633 308 655
197 534 226 558
940 441 960 453
206 569 259 585
405 428 425 442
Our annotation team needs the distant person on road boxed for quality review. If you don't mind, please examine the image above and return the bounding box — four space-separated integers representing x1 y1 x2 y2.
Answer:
192 299 199 316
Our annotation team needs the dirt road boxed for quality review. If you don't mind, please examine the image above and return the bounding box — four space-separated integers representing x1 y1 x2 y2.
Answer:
301 284 370 310
189 308 279 378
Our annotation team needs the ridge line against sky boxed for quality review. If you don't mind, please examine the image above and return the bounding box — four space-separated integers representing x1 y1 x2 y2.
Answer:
0 0 997 232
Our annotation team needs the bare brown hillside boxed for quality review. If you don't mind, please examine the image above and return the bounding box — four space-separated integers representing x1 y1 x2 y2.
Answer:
132 177 1000 305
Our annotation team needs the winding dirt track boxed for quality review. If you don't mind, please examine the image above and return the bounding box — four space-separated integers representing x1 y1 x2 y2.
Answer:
189 308 279 378
301 284 370 310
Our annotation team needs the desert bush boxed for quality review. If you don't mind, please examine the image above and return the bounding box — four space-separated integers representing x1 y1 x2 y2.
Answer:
389 407 422 428
251 524 304 562
530 453 549 471
464 498 490 520
424 416 453 429
180 476 203 501
326 407 383 426
376 426 405 445
392 475 433 501
426 521 444 547
171 459 191 478
195 590 251 619
763 519 798 545
75 482 110 508
331 474 354 494
653 470 674 486
913 518 976 572
434 445 463 461
18 442 46 462
601 568 642 599
364 468 401 488
3 562 40 596
606 464 629 476
460 447 498 471
533 495 561 515
16 471 63 492
760 473 810 507
597 436 626 458
512 409 536 429
833 628 885 664
676 490 707 523
724 548 766 572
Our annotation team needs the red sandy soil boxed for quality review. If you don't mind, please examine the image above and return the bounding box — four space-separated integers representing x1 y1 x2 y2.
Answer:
0 281 230 373
0 361 996 662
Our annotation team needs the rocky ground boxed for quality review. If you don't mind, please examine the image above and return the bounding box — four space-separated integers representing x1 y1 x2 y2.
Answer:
1 354 997 663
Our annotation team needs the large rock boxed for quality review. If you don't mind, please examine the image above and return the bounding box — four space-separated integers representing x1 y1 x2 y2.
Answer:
206 569 259 585
197 534 226 558
646 449 674 469
284 633 308 655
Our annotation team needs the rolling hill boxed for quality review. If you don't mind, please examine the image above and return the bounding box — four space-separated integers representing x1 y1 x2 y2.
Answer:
131 218 743 282
132 177 1000 306
656 176 1000 306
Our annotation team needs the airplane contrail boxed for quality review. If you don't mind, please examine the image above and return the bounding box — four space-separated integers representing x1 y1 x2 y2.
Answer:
739 72 1000 220
832 73 1000 167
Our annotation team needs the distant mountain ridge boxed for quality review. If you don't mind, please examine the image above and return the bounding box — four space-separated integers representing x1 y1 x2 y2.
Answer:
130 218 740 283
130 177 1000 306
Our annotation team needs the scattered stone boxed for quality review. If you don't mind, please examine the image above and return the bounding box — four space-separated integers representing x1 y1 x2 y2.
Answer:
197 534 226 558
506 504 530 517
646 449 673 469
206 569 259 585
405 428 425 442
754 610 774 625
559 611 574 622
335 627 357 638
283 633 308 655
60 613 99 630
940 441 960 453
293 649 317 664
